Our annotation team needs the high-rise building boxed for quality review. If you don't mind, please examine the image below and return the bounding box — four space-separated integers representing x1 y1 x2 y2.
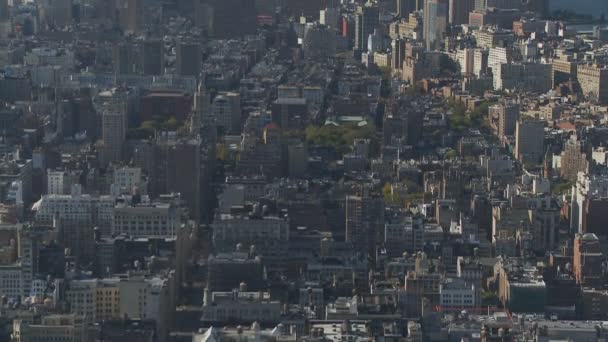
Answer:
191 81 211 133
210 92 242 134
391 38 407 72
204 0 257 38
155 135 201 221
574 233 603 287
345 192 384 258
423 0 449 50
101 110 127 165
176 41 201 77
397 0 417 19
449 0 475 25
113 43 137 75
126 0 144 33
515 120 545 165
355 2 380 51
560 135 589 181
140 39 164 76
577 63 608 104
0 0 8 21
320 7 340 29
490 102 519 138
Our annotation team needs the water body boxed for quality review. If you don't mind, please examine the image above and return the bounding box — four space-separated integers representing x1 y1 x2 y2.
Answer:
550 0 608 19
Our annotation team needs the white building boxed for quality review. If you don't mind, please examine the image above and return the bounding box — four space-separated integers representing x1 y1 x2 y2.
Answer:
12 314 87 342
32 194 115 231
570 172 608 233
0 265 24 300
457 48 475 75
112 201 182 237
439 277 480 310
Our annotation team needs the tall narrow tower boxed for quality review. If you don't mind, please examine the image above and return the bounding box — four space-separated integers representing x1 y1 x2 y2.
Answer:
191 80 211 133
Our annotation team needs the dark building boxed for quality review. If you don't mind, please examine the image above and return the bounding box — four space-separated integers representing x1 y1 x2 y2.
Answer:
449 0 475 25
203 0 257 38
583 197 608 236
355 3 380 51
140 39 164 76
176 41 201 77
345 191 385 259
204 252 265 291
155 136 201 221
271 98 308 129
126 0 144 33
139 90 193 123
113 42 137 75
573 233 603 287
397 0 417 19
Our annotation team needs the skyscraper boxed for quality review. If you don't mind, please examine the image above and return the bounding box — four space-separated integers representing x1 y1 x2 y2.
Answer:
424 0 449 50
449 0 475 25
515 120 544 165
0 0 8 21
113 43 136 75
204 0 257 38
397 0 417 19
140 39 164 76
355 2 380 51
126 0 144 33
102 110 127 165
391 38 407 71
155 136 201 222
574 233 603 287
191 81 211 133
345 192 384 259
176 41 201 77
211 92 242 134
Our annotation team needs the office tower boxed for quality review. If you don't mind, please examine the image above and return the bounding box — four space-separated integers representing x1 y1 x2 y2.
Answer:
574 233 603 287
515 120 544 165
424 0 449 50
0 0 8 21
320 7 339 29
355 2 380 51
101 110 127 164
155 136 201 221
113 43 136 75
577 63 608 105
391 38 406 71
38 0 73 27
345 193 384 258
204 0 257 38
192 82 211 133
449 0 475 25
176 41 201 77
397 0 417 19
560 135 589 181
489 102 519 137
210 92 242 134
140 39 164 76
127 0 143 33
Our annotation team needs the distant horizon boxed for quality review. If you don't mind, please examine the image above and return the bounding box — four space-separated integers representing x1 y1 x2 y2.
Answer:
550 0 608 19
